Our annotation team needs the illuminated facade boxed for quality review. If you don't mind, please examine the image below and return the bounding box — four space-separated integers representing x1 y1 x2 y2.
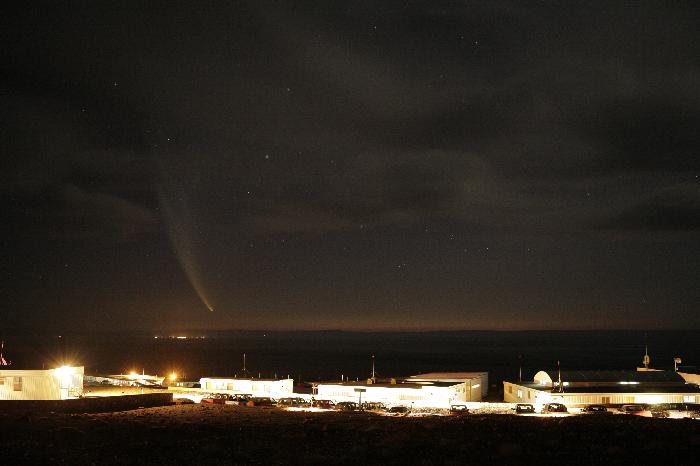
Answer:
200 377 294 397
317 372 487 408
504 369 700 406
0 366 84 400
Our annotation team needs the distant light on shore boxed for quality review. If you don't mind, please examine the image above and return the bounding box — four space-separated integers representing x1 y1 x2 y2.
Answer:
153 335 207 340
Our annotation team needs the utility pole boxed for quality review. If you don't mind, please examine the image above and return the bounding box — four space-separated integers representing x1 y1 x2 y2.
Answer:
557 360 563 393
518 355 522 383
643 333 650 369
0 341 11 366
371 354 376 382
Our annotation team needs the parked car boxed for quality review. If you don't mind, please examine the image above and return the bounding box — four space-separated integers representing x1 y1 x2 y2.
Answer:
581 404 609 414
224 394 252 405
514 403 535 414
450 404 469 415
336 401 358 411
651 409 670 418
247 397 276 407
362 402 386 411
311 399 335 409
387 406 410 414
542 403 568 414
200 393 226 404
619 404 645 414
277 397 307 407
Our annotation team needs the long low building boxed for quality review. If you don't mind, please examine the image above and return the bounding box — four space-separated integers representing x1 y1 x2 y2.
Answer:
504 369 700 406
200 377 294 397
405 372 489 399
317 372 488 408
0 366 84 400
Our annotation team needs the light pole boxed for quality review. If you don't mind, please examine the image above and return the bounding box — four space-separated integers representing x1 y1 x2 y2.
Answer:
354 387 366 410
674 357 682 372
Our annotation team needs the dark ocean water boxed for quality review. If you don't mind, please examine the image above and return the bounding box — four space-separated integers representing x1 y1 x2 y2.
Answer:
2 330 698 394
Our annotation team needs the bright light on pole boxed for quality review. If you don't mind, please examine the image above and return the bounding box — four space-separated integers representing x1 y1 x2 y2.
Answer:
54 365 74 377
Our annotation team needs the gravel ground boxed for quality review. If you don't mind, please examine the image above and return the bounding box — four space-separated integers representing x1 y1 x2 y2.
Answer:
1 403 699 465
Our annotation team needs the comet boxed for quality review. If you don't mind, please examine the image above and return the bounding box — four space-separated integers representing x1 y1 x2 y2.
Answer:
158 162 216 313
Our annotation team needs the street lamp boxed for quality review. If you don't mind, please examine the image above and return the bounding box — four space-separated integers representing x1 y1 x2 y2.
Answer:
354 387 366 410
674 357 682 371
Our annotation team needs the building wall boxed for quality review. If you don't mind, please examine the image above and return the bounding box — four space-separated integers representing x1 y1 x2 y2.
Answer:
448 380 483 402
0 367 84 401
200 378 293 397
406 372 488 399
679 372 700 386
503 381 700 405
503 382 543 404
316 383 467 408
478 373 489 398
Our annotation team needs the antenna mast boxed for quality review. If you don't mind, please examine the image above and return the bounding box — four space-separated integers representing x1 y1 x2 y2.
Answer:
518 355 522 383
0 341 10 366
557 360 563 393
371 354 376 381
642 333 650 369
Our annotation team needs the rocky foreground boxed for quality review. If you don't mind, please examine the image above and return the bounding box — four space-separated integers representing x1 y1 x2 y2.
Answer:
1 404 699 465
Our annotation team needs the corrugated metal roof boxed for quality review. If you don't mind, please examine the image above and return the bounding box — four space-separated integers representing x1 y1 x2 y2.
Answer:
407 372 486 381
553 386 700 394
543 370 684 383
509 382 700 394
201 377 287 382
319 381 460 388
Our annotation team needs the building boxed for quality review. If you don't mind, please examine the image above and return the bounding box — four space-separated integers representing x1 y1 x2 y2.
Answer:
405 372 489 399
85 373 166 387
677 366 700 386
679 372 700 386
0 366 84 400
199 377 294 397
317 372 488 408
504 369 700 406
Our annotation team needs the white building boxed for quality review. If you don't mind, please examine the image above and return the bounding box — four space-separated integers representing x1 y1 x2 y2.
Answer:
405 372 488 399
504 369 700 406
200 377 294 398
679 372 700 386
0 366 84 400
317 372 488 408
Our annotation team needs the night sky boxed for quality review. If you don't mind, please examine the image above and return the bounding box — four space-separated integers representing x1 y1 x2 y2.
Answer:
2 1 699 332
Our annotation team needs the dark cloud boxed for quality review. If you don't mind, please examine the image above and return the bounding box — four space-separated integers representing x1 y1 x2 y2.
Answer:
600 184 700 231
3 183 159 243
57 184 159 242
581 99 700 174
248 150 475 234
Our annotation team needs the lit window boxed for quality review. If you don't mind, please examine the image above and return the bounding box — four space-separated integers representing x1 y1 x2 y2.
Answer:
684 396 696 403
13 377 22 391
517 390 523 398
